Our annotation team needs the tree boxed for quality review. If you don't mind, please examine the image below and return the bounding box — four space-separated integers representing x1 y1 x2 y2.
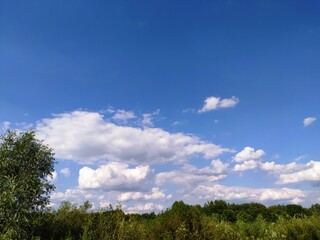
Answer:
0 130 55 239
310 203 320 216
203 200 228 216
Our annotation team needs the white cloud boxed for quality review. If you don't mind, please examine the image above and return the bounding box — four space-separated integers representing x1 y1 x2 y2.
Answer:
303 117 316 127
233 147 265 163
188 184 306 203
219 97 240 108
234 160 259 171
112 109 136 122
50 188 113 209
276 161 320 184
260 160 320 185
60 168 71 177
156 160 229 187
126 203 165 213
79 162 153 191
294 155 307 162
105 107 115 113
172 121 181 126
199 96 239 113
36 110 231 165
142 109 160 127
260 161 299 174
99 200 112 209
198 159 229 175
117 187 166 202
259 188 305 202
182 108 196 113
233 147 265 171
48 171 57 182
156 171 227 187
50 183 167 212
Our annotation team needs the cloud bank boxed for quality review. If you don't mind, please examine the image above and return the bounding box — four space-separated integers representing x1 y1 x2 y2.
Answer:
27 108 320 212
36 110 231 165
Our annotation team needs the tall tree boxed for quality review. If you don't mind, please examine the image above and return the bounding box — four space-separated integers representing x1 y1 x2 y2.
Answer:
0 130 55 239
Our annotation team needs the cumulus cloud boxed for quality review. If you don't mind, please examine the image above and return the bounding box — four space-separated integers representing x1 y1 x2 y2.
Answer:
303 117 317 127
259 160 320 185
117 187 166 202
188 184 306 204
60 168 71 177
197 159 229 175
156 160 229 187
233 147 265 163
234 160 259 171
233 147 265 171
260 161 299 174
199 96 239 113
276 161 320 184
112 109 136 122
78 162 153 191
36 110 231 165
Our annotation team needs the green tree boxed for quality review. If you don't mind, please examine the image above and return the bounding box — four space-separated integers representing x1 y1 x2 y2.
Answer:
0 130 55 239
203 200 228 216
284 204 307 217
310 203 320 216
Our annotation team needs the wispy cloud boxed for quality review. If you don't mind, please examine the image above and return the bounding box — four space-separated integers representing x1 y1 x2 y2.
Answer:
142 109 160 127
294 155 307 162
182 108 196 113
112 109 136 122
199 96 239 113
60 168 71 177
303 117 316 127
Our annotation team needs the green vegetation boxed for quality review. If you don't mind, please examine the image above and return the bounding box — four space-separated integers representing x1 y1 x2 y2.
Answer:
30 200 320 240
0 130 55 240
1 130 320 239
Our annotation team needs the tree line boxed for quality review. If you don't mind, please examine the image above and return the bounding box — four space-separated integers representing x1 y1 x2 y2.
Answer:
1 130 320 239
32 200 320 240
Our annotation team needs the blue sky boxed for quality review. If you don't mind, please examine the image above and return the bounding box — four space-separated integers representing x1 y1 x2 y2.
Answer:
1 0 320 212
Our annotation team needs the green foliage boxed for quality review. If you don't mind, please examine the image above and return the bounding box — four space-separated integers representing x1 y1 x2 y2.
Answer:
310 203 320 216
28 200 320 240
0 130 55 239
149 201 203 239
